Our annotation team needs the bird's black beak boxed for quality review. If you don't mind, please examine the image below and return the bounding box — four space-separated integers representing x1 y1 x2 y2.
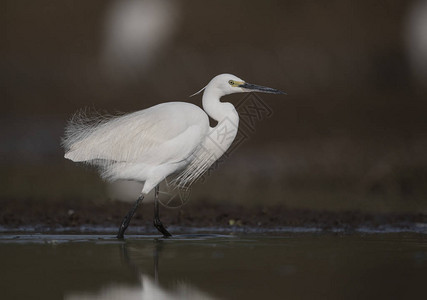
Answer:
239 83 287 95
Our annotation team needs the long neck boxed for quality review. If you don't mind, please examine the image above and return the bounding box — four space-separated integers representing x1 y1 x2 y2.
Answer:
202 85 238 124
201 85 239 160
174 86 240 187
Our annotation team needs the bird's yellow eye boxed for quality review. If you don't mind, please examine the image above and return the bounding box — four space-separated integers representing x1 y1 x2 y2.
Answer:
228 80 235 86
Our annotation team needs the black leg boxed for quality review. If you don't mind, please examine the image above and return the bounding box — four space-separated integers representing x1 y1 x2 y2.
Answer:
117 195 144 239
153 185 172 237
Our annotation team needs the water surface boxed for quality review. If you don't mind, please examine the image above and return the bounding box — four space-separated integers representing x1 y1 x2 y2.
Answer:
1 232 425 299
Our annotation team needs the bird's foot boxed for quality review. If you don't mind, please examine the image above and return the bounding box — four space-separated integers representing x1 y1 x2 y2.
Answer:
154 218 172 237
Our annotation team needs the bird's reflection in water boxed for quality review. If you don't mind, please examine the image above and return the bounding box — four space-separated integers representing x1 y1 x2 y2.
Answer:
65 239 216 300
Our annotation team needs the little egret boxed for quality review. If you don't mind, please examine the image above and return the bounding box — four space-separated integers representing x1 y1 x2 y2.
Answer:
62 74 285 238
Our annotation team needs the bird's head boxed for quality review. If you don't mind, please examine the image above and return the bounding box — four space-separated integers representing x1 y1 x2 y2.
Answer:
192 73 286 97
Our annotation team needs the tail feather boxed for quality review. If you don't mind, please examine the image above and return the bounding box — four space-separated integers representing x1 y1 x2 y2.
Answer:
62 108 117 163
64 150 86 162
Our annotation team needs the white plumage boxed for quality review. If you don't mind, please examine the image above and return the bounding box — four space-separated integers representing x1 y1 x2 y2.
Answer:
62 73 285 237
64 102 209 191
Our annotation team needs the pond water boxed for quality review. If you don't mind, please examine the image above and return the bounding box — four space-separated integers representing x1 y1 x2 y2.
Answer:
0 232 425 299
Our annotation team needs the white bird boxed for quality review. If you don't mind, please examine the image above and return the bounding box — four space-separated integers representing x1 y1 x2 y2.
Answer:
62 74 285 238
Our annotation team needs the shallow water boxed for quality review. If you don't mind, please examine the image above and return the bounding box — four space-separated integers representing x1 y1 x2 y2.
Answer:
1 232 425 299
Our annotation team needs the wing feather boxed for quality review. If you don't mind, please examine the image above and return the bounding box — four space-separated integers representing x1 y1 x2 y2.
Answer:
62 102 208 167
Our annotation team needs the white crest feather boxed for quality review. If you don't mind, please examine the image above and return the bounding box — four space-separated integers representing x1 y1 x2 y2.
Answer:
189 85 207 97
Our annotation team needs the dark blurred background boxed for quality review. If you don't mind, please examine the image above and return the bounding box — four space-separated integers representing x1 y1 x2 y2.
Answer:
2 0 427 214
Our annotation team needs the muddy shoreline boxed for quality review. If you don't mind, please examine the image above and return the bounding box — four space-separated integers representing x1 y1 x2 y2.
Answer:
1 198 426 233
